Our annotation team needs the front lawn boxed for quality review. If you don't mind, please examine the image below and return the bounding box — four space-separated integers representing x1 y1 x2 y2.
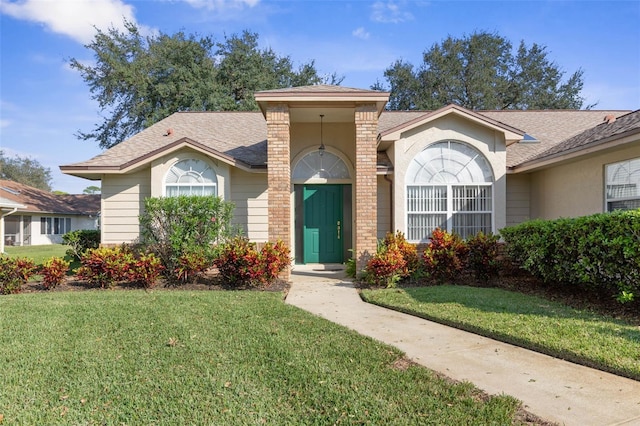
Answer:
4 244 70 265
361 285 640 381
0 291 535 425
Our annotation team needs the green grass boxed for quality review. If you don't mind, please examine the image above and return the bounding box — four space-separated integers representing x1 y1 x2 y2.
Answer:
4 244 70 264
4 244 80 275
361 285 640 380
0 291 527 425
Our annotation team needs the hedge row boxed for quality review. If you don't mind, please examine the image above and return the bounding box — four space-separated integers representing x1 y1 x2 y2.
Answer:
500 210 640 303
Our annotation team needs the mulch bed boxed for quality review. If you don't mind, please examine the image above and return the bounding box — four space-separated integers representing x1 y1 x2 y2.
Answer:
20 269 290 294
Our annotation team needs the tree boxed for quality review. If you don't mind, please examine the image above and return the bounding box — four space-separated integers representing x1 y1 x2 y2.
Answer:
83 185 101 194
0 150 53 191
70 23 334 149
378 31 589 111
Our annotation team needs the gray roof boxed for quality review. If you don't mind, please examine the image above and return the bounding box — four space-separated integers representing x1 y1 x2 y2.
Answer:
523 110 640 164
62 106 634 173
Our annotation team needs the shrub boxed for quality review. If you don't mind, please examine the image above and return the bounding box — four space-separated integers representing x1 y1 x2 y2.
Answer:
40 257 70 290
213 237 290 287
62 229 101 260
172 249 210 284
129 252 164 288
423 228 468 283
139 195 235 277
466 232 501 282
365 244 407 288
76 246 134 288
500 210 640 304
0 255 36 294
382 231 420 276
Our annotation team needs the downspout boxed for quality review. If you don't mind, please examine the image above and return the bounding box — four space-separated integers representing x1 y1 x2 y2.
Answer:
0 207 19 254
383 174 393 232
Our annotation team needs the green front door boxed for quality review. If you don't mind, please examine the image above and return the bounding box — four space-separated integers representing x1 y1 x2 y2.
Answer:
303 185 343 263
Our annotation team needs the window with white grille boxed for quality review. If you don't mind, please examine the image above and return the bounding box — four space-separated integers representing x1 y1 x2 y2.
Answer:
165 159 218 197
606 158 640 211
406 141 494 241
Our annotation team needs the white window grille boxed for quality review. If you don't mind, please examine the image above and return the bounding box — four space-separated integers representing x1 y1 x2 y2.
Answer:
406 141 494 241
606 158 640 211
165 159 218 197
292 151 350 181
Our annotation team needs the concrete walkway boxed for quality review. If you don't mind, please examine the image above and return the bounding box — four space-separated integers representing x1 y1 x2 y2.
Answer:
285 266 640 426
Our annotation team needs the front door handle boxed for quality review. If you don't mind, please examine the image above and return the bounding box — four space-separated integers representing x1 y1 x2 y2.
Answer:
337 221 341 239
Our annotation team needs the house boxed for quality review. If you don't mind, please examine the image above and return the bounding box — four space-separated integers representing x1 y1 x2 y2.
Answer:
0 180 100 253
60 85 640 275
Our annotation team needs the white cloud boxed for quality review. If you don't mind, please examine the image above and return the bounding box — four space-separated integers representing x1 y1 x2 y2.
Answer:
352 27 370 40
0 0 144 44
182 0 260 11
371 1 413 24
0 119 11 129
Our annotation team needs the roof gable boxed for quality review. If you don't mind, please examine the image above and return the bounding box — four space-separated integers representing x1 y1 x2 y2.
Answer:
379 104 524 143
0 180 100 215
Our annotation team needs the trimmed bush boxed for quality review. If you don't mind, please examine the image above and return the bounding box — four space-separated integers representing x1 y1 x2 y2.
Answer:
213 237 290 287
466 232 501 282
0 255 36 294
40 257 70 290
76 246 134 288
129 252 164 288
139 195 235 277
62 229 101 260
173 249 210 284
365 244 407 288
500 210 640 303
423 228 468 283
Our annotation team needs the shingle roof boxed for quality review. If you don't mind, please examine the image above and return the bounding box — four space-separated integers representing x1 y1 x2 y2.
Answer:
61 107 633 173
481 110 630 167
63 112 268 169
0 180 100 215
523 110 640 164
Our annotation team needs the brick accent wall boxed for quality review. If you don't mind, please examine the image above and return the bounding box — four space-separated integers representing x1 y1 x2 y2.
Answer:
354 104 379 271
266 104 291 279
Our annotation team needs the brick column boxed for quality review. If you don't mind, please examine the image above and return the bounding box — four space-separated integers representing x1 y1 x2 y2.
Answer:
266 104 291 279
354 104 378 272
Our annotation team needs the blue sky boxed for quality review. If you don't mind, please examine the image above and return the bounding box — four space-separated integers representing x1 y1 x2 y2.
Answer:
1 0 639 193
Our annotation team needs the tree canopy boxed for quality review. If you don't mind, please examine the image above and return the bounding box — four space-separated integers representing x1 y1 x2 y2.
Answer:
376 31 590 111
0 150 53 191
70 23 339 149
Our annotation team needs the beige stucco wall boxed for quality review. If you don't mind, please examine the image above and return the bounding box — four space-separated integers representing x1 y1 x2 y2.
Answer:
101 169 151 245
505 173 531 228
529 144 640 220
392 114 507 241
230 168 268 242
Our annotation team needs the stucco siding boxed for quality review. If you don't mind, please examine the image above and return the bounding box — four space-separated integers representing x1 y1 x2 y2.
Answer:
529 144 640 220
505 174 531 227
101 169 151 244
230 169 268 242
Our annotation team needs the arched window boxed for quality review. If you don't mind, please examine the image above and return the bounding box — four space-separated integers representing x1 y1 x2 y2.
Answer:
606 157 640 211
165 159 218 197
406 141 493 241
292 150 350 181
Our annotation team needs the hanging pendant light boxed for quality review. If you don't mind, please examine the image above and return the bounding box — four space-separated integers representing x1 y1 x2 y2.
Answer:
318 114 326 156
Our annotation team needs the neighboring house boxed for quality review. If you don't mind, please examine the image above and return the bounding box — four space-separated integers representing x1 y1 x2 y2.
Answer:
60 85 640 274
0 180 100 252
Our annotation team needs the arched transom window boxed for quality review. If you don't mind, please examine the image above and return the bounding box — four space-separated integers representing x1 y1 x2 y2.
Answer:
292 151 350 181
406 140 494 241
165 158 218 196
